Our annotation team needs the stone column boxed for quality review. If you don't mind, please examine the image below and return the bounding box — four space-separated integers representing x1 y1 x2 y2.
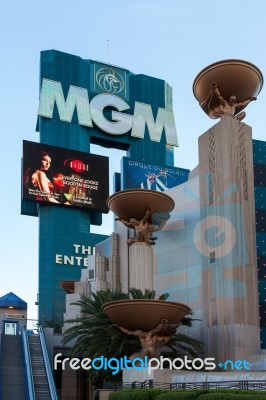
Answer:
198 116 260 362
129 242 153 291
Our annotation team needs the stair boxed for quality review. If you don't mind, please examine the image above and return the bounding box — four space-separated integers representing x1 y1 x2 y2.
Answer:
0 334 27 400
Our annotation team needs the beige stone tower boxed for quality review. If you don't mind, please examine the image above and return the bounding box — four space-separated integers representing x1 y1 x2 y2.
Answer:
198 115 260 362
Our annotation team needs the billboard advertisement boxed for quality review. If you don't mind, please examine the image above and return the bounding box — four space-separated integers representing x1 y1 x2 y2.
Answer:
122 157 190 191
22 140 109 213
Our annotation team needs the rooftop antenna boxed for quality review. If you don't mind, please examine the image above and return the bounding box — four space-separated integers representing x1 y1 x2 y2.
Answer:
107 39 110 63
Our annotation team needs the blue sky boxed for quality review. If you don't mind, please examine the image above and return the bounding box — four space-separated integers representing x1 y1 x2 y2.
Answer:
0 0 266 326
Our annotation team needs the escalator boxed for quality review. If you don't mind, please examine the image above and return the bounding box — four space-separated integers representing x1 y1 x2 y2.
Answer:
28 334 51 399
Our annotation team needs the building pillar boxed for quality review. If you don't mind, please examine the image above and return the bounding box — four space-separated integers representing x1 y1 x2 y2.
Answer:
198 116 260 362
129 243 153 291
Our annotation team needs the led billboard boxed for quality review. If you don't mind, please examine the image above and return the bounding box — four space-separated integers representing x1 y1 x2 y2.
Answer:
22 140 109 213
122 157 190 191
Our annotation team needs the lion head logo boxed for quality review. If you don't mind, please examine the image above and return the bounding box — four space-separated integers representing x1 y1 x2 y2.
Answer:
96 68 124 94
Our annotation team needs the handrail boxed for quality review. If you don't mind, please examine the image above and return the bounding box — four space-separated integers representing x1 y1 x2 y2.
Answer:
39 325 58 400
22 331 35 400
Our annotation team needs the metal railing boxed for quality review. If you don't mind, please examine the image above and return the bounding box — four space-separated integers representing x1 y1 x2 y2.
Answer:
39 325 58 400
103 379 266 391
168 380 266 391
22 331 35 400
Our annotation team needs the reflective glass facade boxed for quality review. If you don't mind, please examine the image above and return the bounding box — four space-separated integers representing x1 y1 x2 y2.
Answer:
253 139 266 348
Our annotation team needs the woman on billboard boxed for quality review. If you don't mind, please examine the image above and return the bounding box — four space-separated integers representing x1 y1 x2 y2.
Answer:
23 150 66 204
31 151 61 203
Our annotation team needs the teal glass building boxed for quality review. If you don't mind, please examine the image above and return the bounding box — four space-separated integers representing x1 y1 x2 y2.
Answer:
21 49 179 324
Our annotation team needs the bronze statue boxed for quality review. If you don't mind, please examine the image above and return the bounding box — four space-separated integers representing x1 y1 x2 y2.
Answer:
193 60 263 120
202 83 257 121
116 206 170 245
116 318 179 358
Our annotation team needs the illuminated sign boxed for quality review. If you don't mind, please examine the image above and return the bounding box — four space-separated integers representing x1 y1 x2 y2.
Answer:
38 78 178 146
22 140 109 212
122 157 189 191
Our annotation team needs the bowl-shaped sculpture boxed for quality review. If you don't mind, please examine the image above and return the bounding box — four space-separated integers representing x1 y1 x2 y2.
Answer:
59 280 75 294
102 299 190 331
107 189 175 222
193 59 263 118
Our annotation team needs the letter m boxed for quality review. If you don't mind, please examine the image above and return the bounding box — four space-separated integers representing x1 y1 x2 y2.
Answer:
131 102 178 146
38 78 93 127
